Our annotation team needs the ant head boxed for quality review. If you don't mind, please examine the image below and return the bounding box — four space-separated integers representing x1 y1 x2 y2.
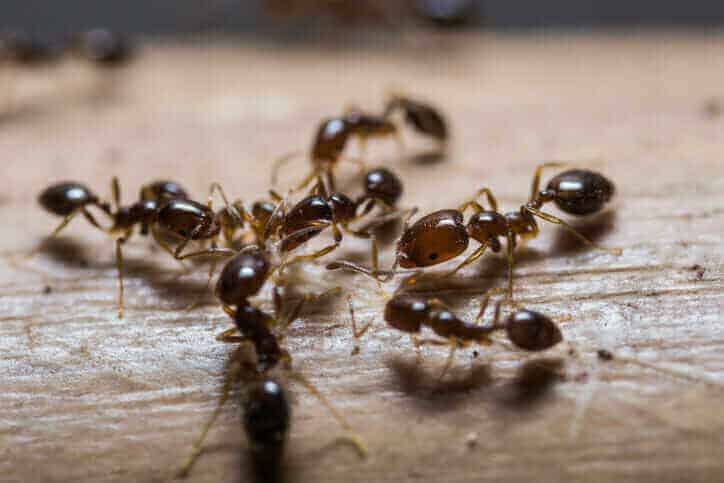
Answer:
327 192 357 224
364 168 403 206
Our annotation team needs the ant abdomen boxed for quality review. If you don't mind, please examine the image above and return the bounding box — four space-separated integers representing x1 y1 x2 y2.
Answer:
505 309 563 351
244 379 290 482
38 182 102 216
397 209 469 268
312 118 349 165
545 169 615 216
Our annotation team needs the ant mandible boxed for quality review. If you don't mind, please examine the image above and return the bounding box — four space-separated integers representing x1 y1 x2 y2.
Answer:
365 162 620 299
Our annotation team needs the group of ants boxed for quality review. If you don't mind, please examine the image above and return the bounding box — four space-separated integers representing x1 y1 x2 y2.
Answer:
37 93 630 480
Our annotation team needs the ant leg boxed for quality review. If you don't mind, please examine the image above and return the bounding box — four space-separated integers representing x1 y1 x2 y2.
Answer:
379 207 418 282
475 288 507 322
347 295 373 339
175 246 237 260
436 344 458 383
326 260 393 285
529 161 570 202
287 371 368 458
524 207 622 255
271 150 304 187
394 130 405 162
176 346 245 478
150 226 189 272
294 168 322 193
82 207 108 232
458 187 499 213
110 176 121 210
114 236 127 319
208 182 243 226
505 231 516 301
445 242 489 278
48 210 80 238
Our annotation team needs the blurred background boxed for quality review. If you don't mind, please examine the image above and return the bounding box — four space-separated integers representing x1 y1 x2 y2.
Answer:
3 0 724 39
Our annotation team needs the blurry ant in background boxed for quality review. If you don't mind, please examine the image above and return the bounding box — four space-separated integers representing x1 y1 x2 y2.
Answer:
347 288 563 380
272 110 402 192
67 29 134 67
333 162 621 300
382 93 448 154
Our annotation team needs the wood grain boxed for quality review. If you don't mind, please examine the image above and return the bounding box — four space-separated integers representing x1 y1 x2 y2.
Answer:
1 33 723 483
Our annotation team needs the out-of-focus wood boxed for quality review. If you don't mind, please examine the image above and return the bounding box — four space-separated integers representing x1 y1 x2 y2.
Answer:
1 33 723 483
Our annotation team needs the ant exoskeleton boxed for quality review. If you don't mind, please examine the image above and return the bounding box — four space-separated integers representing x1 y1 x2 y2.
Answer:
177 283 366 477
272 110 402 191
383 94 448 151
69 29 133 67
37 178 240 316
0 30 61 66
334 162 620 299
348 291 563 380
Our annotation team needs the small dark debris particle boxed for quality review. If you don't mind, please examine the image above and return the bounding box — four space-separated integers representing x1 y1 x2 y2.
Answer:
351 346 360 356
597 349 614 361
472 350 479 358
703 98 721 118
79 260 90 268
689 264 706 280
42 285 52 294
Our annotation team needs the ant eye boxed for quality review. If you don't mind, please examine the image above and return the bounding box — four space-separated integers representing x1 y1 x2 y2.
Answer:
428 253 438 261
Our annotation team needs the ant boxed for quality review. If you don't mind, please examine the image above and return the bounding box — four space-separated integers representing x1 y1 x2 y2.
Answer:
334 162 620 299
272 110 403 192
0 30 61 66
348 291 563 380
69 29 133 67
37 178 242 316
383 94 448 151
177 276 366 477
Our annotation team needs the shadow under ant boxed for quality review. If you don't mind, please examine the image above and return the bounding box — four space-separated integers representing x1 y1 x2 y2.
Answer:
384 353 493 413
550 210 618 257
404 149 447 166
493 357 565 411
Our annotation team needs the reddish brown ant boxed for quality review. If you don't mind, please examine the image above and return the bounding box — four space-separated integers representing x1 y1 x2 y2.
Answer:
332 162 620 299
383 93 448 150
272 110 403 192
348 291 563 380
177 273 366 478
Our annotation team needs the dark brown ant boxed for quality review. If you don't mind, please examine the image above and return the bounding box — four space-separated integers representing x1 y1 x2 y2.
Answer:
243 378 290 482
70 29 133 67
341 162 620 298
272 111 402 191
349 292 563 380
0 30 61 66
38 178 227 317
383 94 448 149
177 289 365 477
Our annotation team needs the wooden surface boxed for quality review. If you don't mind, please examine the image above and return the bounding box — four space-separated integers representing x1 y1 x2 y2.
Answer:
1 33 723 483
